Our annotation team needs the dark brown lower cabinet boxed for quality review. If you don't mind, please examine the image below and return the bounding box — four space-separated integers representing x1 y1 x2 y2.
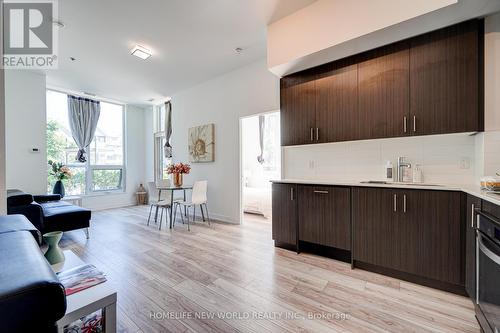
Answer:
351 187 401 270
353 187 464 286
465 195 481 300
271 183 297 247
297 185 351 250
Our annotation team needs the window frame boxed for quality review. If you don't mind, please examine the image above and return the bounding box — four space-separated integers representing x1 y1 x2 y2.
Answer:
153 104 171 184
46 88 127 196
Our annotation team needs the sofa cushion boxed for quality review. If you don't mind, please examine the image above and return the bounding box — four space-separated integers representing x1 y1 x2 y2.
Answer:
0 214 41 244
0 231 66 330
41 201 91 232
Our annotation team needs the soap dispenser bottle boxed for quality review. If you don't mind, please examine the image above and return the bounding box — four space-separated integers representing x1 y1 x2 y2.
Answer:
385 161 394 182
413 164 423 183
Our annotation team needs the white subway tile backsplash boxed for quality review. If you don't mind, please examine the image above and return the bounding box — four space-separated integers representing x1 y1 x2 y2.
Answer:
283 133 477 184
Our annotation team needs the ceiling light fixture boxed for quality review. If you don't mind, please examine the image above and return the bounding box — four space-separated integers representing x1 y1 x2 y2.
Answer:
234 47 243 54
52 20 65 28
131 45 152 60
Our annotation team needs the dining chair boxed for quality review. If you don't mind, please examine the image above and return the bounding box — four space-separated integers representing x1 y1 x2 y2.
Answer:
147 181 173 230
173 180 210 231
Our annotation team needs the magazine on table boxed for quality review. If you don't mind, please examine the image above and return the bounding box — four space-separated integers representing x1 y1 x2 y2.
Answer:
57 264 107 296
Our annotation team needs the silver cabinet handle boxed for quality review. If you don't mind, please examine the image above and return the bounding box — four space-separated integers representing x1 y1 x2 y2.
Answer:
310 128 314 141
403 116 407 133
413 115 416 132
290 187 294 201
393 194 397 212
316 128 319 141
471 204 475 228
403 194 407 213
314 190 328 194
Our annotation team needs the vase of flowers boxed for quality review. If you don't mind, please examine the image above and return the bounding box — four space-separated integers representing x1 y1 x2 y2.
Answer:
48 160 73 198
166 162 191 187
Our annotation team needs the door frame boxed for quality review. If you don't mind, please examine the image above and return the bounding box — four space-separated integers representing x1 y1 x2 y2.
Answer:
238 110 280 224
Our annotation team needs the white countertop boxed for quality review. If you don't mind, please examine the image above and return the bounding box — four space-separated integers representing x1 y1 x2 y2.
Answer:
271 179 500 206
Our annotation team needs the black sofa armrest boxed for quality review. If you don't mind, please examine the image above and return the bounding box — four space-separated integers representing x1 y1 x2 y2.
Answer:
7 193 34 207
7 203 44 232
34 194 61 203
0 214 41 244
0 232 66 332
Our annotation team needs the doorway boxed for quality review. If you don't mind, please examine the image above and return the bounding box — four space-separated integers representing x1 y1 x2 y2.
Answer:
240 111 280 223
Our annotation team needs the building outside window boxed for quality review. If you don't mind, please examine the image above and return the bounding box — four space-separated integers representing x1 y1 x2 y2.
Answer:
46 90 125 195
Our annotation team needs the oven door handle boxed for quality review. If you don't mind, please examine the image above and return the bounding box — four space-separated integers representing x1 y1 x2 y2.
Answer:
478 233 500 266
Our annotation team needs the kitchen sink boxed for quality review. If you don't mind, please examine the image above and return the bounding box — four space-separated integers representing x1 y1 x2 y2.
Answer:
360 181 445 187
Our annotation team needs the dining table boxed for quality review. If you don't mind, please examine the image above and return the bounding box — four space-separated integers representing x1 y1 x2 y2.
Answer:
157 185 192 229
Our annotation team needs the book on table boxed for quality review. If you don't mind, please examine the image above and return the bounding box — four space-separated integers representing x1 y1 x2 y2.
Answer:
57 264 107 296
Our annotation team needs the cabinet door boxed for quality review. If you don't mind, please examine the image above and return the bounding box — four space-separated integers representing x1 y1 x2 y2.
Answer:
357 42 410 140
410 20 480 135
298 185 351 250
280 75 316 146
352 187 401 270
315 62 358 143
272 183 297 246
465 195 481 300
404 190 464 285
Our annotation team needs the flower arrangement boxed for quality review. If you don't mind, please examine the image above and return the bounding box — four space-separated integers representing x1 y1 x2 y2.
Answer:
166 162 191 175
48 160 73 180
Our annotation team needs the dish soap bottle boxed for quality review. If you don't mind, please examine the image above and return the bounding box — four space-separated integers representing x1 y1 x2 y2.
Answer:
385 161 394 181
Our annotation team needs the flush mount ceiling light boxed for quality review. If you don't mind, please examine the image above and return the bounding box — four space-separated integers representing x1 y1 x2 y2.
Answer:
131 45 152 60
52 20 65 28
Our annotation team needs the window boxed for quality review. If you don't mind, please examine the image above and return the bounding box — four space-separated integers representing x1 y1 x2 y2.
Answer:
46 90 125 195
153 104 171 183
262 112 280 171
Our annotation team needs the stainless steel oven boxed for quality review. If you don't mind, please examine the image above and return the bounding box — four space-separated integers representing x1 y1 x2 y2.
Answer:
477 211 500 333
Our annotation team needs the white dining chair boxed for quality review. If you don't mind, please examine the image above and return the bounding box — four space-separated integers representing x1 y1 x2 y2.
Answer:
147 181 173 230
173 180 210 231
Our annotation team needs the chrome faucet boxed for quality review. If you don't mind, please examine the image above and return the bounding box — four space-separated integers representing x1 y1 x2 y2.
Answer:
397 157 411 182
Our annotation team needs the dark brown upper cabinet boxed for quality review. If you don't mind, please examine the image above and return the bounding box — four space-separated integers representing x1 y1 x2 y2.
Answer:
409 20 481 136
357 42 410 140
297 185 351 250
280 19 483 146
315 61 358 143
280 71 316 146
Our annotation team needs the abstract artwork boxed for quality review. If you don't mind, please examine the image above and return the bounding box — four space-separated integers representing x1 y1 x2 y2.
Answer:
188 123 215 163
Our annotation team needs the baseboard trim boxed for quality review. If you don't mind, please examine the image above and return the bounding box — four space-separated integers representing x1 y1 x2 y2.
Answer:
353 260 467 296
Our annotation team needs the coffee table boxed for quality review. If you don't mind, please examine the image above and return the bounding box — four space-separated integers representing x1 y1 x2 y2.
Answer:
52 250 117 333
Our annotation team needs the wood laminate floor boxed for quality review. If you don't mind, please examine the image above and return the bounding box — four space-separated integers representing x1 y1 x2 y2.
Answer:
60 206 479 333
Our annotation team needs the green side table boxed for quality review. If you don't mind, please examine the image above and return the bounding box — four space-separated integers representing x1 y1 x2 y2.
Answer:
43 231 65 264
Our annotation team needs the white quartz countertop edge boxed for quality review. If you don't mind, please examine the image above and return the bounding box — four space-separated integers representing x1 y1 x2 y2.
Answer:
271 179 500 206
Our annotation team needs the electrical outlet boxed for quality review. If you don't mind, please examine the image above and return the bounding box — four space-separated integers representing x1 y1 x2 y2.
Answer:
309 160 315 169
459 157 471 169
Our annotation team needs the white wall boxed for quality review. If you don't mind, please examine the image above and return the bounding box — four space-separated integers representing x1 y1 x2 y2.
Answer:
474 12 500 179
144 107 154 182
82 105 148 210
5 70 47 194
167 59 279 224
267 0 500 76
284 133 476 185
